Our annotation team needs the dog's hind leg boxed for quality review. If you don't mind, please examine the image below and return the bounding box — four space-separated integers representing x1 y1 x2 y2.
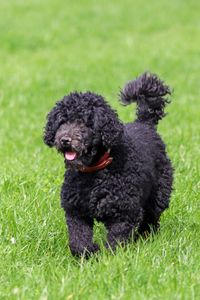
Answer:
139 162 173 237
137 210 160 237
104 219 136 250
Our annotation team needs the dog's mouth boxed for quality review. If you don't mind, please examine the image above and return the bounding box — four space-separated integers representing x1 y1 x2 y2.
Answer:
64 151 77 161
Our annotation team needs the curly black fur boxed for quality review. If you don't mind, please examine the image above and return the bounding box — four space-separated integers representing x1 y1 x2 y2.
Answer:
43 72 173 256
120 72 171 124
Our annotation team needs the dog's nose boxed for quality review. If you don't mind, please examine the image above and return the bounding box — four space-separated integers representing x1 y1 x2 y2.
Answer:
60 137 72 146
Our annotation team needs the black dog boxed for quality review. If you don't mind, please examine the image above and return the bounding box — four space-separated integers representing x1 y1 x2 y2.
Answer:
44 72 173 256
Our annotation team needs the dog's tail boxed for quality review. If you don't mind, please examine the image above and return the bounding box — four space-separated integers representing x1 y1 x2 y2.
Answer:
120 72 171 125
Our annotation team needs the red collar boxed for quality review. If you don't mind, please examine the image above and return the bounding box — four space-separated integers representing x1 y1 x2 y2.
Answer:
78 149 113 173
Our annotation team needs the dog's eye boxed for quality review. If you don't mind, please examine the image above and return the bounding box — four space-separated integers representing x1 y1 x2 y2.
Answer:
75 135 81 141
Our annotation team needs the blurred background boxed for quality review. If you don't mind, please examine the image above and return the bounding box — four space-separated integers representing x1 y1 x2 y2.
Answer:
0 0 199 299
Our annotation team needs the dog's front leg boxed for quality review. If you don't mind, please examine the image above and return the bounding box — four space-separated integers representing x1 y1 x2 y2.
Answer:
105 220 135 251
65 212 99 257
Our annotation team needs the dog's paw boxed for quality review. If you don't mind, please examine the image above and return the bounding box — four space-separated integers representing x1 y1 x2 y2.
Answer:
88 243 100 254
70 242 100 257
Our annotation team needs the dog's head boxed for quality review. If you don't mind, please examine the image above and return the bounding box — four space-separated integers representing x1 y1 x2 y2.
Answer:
43 92 123 168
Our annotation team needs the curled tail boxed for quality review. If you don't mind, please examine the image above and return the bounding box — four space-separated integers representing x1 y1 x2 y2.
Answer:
120 72 171 125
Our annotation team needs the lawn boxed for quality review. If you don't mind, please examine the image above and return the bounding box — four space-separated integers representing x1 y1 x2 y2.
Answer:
0 0 200 299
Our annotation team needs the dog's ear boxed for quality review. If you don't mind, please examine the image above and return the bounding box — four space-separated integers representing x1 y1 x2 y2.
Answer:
43 105 64 147
94 105 123 149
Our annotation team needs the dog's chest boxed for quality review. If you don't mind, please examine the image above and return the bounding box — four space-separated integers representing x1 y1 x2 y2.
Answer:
69 171 127 219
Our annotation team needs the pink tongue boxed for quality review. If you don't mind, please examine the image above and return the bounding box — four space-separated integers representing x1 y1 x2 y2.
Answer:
65 151 77 161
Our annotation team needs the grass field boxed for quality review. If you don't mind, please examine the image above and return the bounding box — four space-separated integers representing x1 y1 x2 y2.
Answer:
0 0 200 299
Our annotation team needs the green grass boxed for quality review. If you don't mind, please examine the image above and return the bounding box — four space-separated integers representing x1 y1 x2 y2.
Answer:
0 0 200 299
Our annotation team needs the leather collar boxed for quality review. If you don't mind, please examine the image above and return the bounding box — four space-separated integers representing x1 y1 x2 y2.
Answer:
78 149 113 173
